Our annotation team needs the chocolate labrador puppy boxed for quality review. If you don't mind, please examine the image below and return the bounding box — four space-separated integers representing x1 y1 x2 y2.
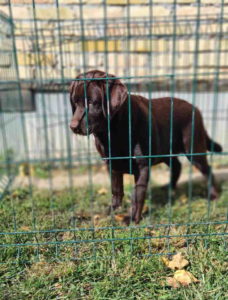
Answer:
69 70 222 224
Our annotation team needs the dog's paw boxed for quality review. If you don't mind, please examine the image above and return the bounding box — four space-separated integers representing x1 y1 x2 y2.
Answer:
122 215 131 226
209 187 219 201
106 203 122 215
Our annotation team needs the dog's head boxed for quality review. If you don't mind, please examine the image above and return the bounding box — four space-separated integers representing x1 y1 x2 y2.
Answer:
69 70 127 135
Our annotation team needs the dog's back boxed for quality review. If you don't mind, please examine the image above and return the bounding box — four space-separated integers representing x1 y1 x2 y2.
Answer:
150 97 204 155
113 96 206 157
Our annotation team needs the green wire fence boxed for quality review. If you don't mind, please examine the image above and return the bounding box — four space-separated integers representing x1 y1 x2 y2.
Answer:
0 0 227 264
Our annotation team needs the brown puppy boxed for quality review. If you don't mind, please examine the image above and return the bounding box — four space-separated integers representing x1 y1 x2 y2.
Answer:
69 70 222 224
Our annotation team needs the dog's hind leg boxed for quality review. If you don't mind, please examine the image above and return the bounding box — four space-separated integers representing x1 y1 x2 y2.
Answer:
182 124 219 200
164 157 182 189
190 156 218 200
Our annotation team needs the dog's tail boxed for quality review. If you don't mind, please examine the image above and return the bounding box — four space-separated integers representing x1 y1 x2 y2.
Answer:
206 134 223 152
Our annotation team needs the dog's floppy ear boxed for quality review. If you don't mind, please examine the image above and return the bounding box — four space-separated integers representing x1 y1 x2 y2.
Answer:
109 78 128 117
99 74 127 118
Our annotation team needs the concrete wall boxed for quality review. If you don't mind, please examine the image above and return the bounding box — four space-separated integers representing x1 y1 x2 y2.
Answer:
1 91 228 164
0 1 227 80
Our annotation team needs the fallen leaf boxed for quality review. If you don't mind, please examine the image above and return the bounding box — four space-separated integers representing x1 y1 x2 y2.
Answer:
97 187 108 195
172 238 187 248
145 228 186 249
152 239 167 249
166 276 180 288
53 283 62 289
142 205 149 214
93 214 102 226
169 228 187 248
144 229 166 249
144 228 156 235
179 195 188 205
162 253 189 270
20 226 31 231
114 214 129 223
62 231 74 241
174 270 199 286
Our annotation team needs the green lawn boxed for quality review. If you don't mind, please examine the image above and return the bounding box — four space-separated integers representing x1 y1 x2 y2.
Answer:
0 178 227 299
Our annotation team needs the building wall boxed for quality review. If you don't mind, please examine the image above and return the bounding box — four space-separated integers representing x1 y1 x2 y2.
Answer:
0 1 227 80
0 1 227 164
1 91 227 164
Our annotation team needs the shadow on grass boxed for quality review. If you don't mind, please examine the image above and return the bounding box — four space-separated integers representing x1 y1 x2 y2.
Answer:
148 179 225 207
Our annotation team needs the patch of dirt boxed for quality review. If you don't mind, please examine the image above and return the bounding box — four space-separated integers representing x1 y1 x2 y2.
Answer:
12 166 228 190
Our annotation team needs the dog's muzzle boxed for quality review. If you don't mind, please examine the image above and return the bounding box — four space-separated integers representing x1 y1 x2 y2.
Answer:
70 110 86 134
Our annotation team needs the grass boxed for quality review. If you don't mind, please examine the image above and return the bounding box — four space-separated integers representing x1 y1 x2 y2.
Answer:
0 175 227 299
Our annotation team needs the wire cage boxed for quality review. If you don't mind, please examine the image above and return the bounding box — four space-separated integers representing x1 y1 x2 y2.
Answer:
0 1 227 264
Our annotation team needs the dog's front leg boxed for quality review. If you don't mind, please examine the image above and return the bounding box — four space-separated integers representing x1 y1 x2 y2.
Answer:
110 170 124 211
132 166 149 224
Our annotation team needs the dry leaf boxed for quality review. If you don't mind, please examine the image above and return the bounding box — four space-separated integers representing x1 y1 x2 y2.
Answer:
166 276 180 288
174 270 199 286
172 238 187 248
144 229 166 249
142 205 149 214
169 228 187 248
145 228 186 249
162 253 189 270
114 214 128 223
93 214 101 226
53 283 62 289
97 187 108 195
62 231 73 241
152 238 166 249
20 226 31 231
144 228 156 235
179 195 188 205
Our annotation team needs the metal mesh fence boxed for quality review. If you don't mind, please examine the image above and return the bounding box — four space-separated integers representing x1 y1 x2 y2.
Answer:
0 0 227 264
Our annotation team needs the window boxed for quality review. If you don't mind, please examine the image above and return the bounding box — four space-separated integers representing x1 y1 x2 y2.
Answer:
0 86 36 112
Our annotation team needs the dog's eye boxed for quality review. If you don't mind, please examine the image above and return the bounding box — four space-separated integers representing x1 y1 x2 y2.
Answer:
93 100 100 107
84 98 92 105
